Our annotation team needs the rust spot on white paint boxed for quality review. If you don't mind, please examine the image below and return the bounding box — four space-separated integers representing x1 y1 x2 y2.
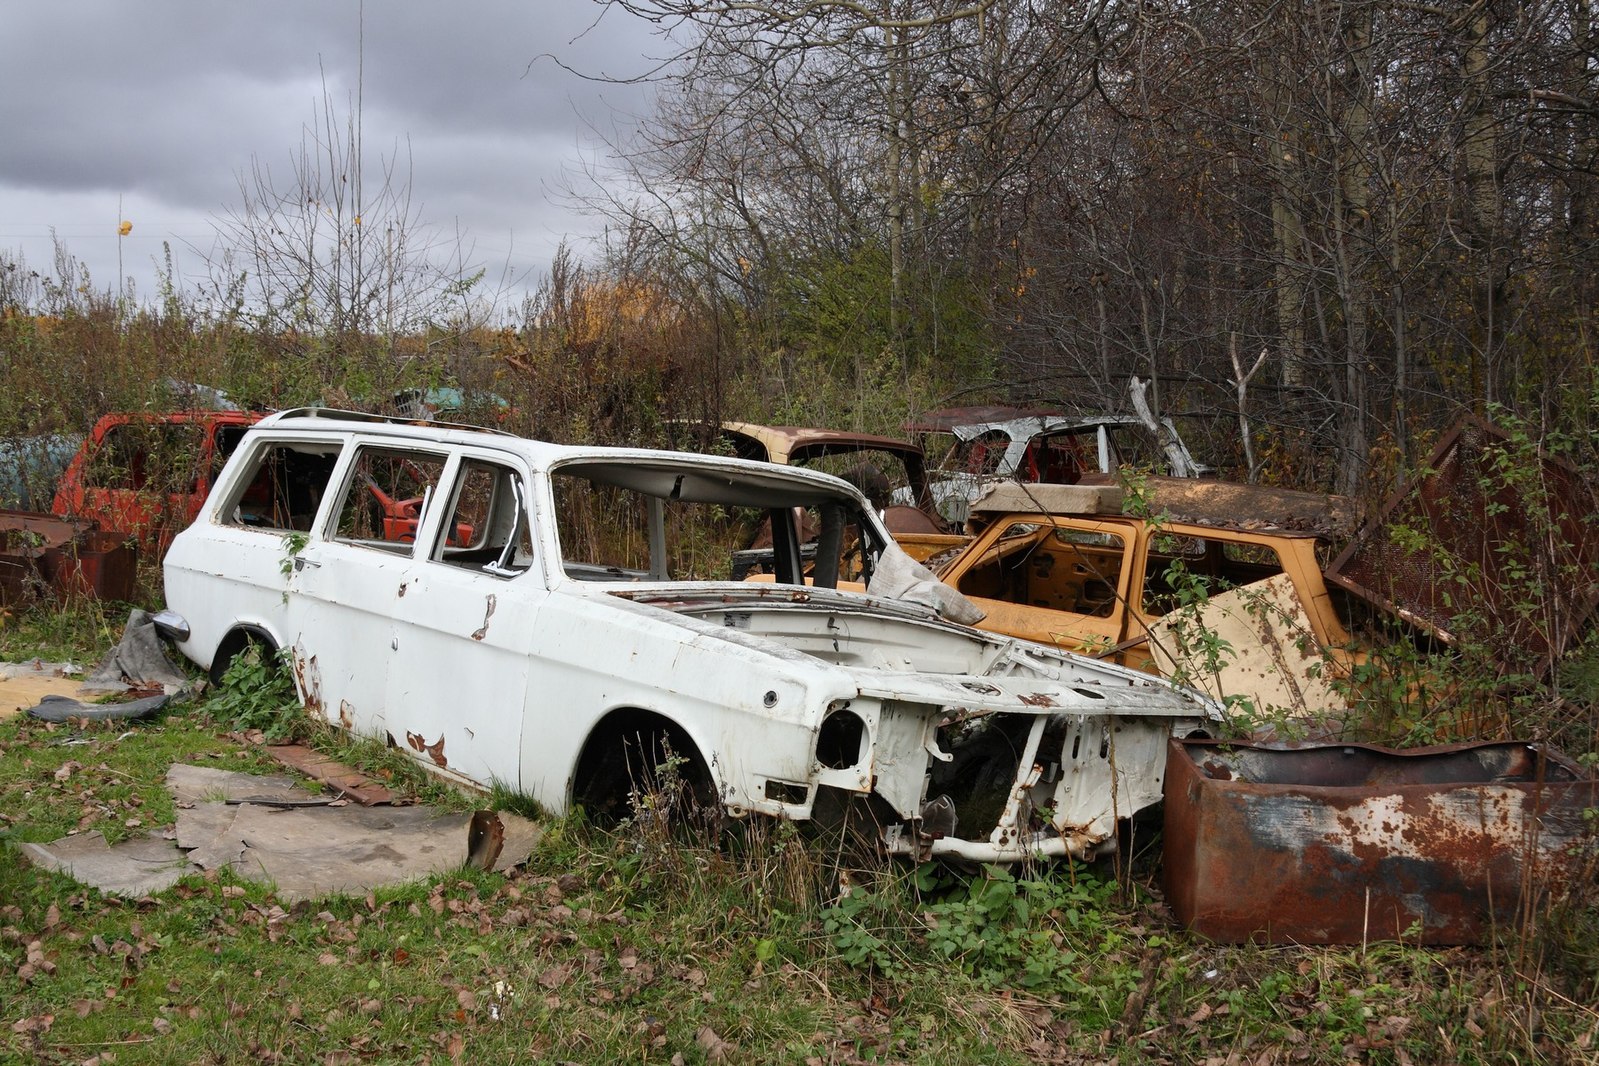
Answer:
471 594 497 641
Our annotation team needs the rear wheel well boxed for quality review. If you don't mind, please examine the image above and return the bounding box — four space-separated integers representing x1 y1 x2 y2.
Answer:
571 709 716 825
209 626 279 687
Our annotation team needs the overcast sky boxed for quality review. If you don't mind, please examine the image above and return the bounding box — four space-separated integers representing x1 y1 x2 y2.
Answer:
0 2 659 311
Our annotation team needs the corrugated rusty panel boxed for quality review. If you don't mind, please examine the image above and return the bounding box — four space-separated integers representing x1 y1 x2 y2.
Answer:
1325 416 1599 672
1163 738 1599 945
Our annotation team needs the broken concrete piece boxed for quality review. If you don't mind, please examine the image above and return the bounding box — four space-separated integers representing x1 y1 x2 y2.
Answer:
16 831 191 897
166 763 313 806
188 803 480 898
22 764 543 901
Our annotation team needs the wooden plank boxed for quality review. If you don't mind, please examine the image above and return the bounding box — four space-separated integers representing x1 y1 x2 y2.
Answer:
265 743 395 806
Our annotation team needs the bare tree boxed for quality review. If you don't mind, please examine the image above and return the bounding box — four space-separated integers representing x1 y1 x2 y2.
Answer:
206 69 479 393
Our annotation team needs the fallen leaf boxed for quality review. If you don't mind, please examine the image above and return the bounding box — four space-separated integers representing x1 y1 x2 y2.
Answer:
696 1025 733 1061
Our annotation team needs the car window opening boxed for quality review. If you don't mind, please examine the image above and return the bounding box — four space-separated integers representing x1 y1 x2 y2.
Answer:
551 464 877 589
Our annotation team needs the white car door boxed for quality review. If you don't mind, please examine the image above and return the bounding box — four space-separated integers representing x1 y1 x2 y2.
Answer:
382 452 544 791
285 442 450 739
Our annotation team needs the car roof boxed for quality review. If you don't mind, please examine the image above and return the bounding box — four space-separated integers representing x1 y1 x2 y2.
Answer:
904 405 1065 433
250 408 880 509
717 421 925 465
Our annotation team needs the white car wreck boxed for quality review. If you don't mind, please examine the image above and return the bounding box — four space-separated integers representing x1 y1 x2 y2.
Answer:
159 409 1218 862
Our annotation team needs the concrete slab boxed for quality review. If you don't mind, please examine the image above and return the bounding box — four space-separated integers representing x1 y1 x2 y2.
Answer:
22 763 543 902
16 831 191 897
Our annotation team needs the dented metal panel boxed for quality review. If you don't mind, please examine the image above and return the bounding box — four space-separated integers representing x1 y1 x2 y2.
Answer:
1163 738 1599 945
1327 416 1599 672
1148 573 1351 716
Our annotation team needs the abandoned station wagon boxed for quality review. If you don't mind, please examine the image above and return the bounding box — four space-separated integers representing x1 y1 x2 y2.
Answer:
160 409 1218 862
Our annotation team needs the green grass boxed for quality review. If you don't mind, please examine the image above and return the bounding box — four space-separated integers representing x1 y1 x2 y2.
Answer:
3 605 1598 1064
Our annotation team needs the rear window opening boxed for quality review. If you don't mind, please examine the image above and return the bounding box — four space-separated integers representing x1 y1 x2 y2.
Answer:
220 441 343 533
550 460 883 589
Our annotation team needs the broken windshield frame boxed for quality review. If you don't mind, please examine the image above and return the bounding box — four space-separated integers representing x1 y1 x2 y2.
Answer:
549 459 885 588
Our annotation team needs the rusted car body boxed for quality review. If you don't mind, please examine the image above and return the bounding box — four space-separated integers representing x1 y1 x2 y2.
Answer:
686 421 964 566
51 408 452 557
1328 415 1599 674
160 409 1220 863
936 480 1360 717
52 410 262 552
691 421 947 533
904 407 1209 525
1164 737 1599 944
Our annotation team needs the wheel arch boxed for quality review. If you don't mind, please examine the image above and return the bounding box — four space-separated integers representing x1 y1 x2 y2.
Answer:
208 623 282 687
568 706 720 822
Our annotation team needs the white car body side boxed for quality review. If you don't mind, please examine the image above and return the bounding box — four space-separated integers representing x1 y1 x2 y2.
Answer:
163 409 1219 863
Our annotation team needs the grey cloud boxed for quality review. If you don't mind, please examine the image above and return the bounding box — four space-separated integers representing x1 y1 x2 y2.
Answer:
0 1 659 295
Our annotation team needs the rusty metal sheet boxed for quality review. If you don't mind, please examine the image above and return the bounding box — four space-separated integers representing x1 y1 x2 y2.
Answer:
41 529 139 602
265 743 396 806
0 510 135 604
1163 738 1599 945
1136 477 1358 539
1 509 96 606
1326 416 1599 672
0 507 94 549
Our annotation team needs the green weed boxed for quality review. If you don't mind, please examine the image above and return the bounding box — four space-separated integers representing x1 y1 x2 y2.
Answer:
205 643 302 743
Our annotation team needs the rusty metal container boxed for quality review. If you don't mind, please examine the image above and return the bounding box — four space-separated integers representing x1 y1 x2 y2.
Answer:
42 529 139 602
1163 738 1598 945
0 510 84 606
0 509 132 605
